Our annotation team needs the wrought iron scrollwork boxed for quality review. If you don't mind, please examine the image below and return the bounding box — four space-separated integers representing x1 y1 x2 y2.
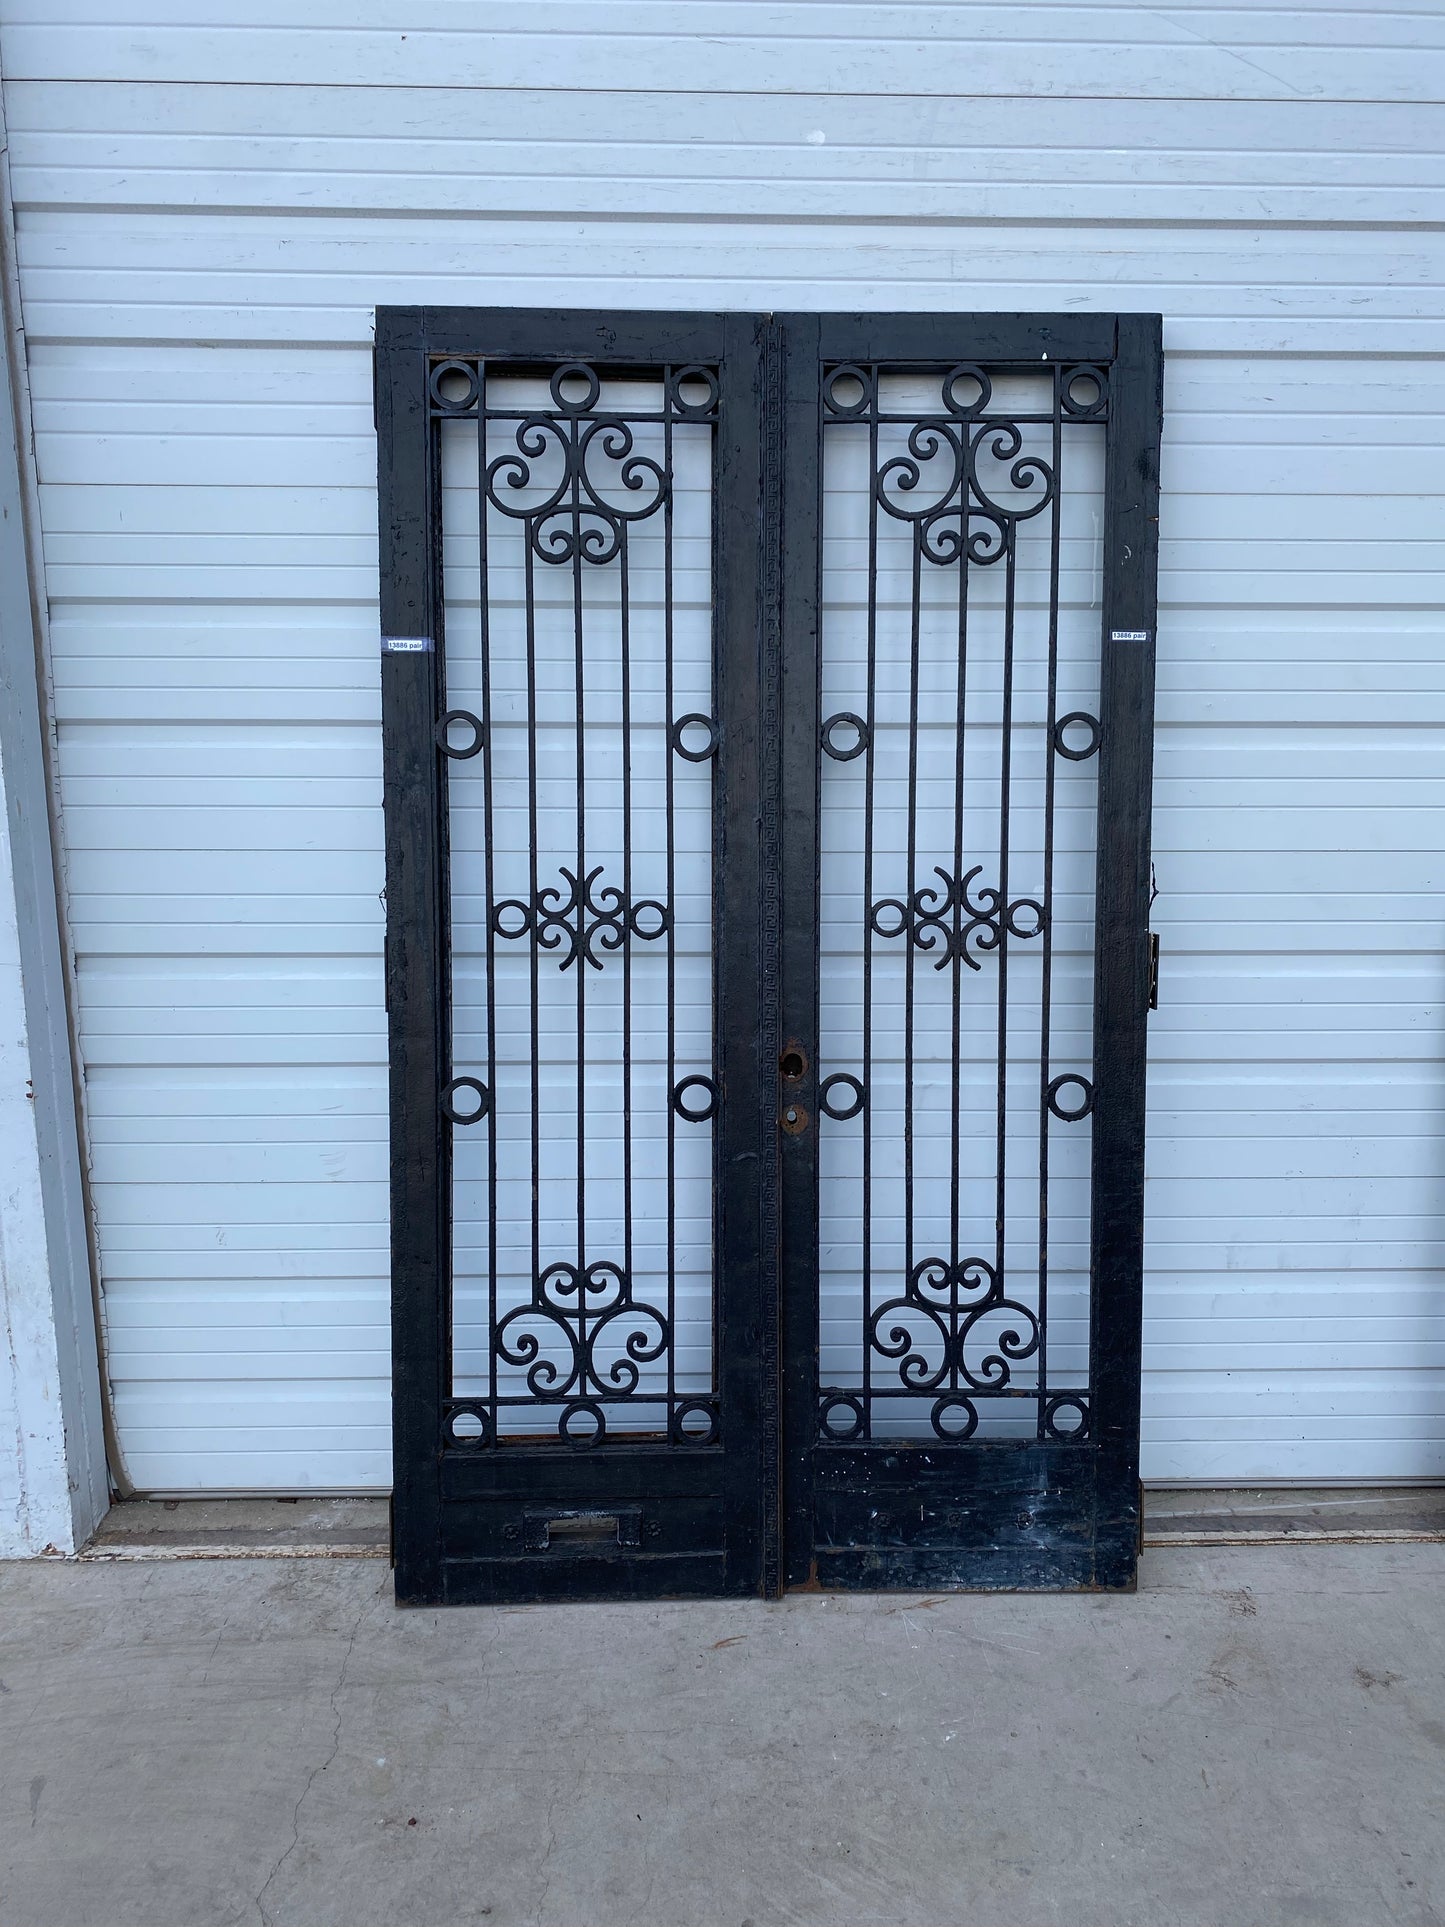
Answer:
864 374 1056 566
812 353 1118 1456
492 865 668 972
870 865 1044 972
868 1256 1041 1410
493 1260 671 1448
479 362 673 565
433 353 724 1457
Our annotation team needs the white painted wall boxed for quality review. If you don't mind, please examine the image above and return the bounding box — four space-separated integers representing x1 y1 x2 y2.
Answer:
1 1 1442 1489
0 735 84 1553
0 81 109 1550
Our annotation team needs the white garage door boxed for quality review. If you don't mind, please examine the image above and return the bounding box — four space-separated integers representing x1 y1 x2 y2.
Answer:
6 3 1443 1489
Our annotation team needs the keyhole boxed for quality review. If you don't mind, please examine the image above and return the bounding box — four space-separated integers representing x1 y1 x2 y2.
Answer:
780 1047 806 1081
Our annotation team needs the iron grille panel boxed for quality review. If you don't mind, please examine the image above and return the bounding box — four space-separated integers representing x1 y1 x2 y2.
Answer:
435 359 721 1449
815 362 1108 1445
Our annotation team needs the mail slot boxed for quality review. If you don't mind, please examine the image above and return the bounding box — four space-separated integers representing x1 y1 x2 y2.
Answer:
521 1508 643 1552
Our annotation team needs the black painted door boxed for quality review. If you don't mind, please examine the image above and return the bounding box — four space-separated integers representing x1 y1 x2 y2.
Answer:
778 315 1162 1591
377 309 1161 1606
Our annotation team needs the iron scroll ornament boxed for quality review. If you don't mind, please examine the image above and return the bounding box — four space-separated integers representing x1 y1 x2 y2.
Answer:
822 359 1107 569
493 1260 671 1447
869 1255 1041 1397
429 358 720 565
870 865 1045 972
487 412 665 564
492 865 668 972
816 1256 1044 1445
837 365 1058 568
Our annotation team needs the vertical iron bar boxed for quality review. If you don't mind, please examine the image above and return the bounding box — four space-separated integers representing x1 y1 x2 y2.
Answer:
477 365 499 1440
995 529 1017 1297
904 514 921 1391
861 388 879 1435
1037 370 1063 1434
573 423 588 1388
950 418 970 1370
664 375 677 1429
525 524 541 1345
620 524 634 1414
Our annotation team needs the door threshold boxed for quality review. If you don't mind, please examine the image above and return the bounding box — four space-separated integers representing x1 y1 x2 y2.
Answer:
78 1497 390 1562
1143 1485 1445 1547
70 1487 1445 1564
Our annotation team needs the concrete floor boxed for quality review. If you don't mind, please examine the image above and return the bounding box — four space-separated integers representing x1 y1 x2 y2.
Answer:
1 1545 1442 1927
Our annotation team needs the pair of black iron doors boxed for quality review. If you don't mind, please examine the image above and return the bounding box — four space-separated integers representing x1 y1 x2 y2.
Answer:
377 307 1161 1606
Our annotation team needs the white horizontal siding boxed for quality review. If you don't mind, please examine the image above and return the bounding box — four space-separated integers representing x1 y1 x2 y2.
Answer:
8 83 1445 226
11 213 1445 360
4 0 1441 1487
5 4 1445 101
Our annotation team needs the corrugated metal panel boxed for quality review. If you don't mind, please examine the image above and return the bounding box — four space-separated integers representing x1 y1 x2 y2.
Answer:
4 0 1442 1488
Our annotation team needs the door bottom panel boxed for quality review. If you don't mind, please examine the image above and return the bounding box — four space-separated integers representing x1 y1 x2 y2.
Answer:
801 1444 1132 1592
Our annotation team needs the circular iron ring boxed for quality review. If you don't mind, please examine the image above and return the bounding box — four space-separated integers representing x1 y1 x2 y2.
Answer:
670 713 719 763
436 709 485 760
441 1076 491 1126
821 711 869 762
1053 710 1101 762
672 1075 718 1123
1046 1073 1094 1123
819 1073 866 1121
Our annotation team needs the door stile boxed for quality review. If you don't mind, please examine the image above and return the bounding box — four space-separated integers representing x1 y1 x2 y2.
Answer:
377 308 449 1606
715 311 773 1597
777 314 824 1588
1089 314 1164 1584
